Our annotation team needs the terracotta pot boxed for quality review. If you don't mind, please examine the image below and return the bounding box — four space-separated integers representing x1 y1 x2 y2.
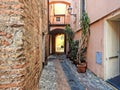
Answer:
77 62 87 73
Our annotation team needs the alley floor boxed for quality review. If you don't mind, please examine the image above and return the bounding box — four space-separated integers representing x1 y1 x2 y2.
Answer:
39 55 116 90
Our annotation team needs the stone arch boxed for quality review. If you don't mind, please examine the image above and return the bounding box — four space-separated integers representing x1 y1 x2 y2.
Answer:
49 1 70 5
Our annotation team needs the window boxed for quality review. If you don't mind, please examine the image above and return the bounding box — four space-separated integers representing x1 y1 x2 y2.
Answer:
54 3 66 15
56 17 60 21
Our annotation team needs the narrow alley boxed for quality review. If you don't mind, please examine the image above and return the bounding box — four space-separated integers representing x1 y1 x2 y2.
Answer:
0 0 120 90
39 55 114 90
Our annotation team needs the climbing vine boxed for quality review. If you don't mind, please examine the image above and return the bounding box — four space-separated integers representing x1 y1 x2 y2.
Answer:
77 11 90 63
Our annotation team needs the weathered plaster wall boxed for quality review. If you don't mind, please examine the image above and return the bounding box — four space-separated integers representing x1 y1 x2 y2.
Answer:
0 0 47 89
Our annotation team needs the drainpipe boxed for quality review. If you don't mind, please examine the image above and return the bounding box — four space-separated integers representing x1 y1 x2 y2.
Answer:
48 0 50 34
48 0 50 55
82 0 85 13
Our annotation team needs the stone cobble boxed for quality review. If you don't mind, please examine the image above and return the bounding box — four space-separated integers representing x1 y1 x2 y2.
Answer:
64 58 115 90
39 55 116 90
54 60 70 90
60 61 85 90
39 61 56 90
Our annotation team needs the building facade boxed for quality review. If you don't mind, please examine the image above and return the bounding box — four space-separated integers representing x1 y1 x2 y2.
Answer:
75 0 120 80
0 0 48 89
48 0 81 54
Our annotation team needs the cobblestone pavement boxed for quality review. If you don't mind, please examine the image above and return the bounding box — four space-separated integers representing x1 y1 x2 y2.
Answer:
39 61 56 90
39 55 116 90
39 56 70 90
61 59 115 90
61 61 85 90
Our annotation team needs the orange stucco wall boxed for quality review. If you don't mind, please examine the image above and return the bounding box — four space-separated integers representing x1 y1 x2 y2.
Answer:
86 0 120 23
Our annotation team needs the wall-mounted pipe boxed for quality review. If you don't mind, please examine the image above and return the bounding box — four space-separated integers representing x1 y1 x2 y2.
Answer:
82 0 85 13
48 0 50 55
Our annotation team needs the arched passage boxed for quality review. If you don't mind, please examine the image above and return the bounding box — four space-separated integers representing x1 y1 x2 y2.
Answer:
50 29 66 54
49 1 70 5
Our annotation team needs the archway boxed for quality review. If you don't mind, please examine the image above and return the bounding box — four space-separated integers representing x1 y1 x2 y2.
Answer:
55 34 65 53
50 29 66 54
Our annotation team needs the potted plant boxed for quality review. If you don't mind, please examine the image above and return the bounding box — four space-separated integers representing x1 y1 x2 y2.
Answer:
77 47 87 73
76 11 90 73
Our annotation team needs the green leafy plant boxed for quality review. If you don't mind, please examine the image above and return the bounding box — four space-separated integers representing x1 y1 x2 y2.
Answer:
65 25 74 50
77 11 90 63
69 40 79 60
80 12 90 35
65 25 79 61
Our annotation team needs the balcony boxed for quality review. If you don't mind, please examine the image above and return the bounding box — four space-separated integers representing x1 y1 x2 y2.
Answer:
49 15 70 26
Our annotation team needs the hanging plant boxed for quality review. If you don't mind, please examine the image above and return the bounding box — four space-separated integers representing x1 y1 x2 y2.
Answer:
65 25 74 43
65 25 79 61
80 12 90 35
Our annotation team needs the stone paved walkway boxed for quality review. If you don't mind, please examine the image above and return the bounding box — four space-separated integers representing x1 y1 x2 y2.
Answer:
39 61 56 90
61 59 115 90
39 55 116 90
39 57 70 90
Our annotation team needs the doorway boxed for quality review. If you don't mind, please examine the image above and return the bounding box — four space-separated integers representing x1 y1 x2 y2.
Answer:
55 34 65 53
104 15 120 80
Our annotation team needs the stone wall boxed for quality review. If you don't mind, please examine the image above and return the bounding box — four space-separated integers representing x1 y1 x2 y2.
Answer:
0 0 48 90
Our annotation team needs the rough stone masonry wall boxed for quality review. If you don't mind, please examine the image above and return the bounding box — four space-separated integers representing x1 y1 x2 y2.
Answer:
0 0 46 90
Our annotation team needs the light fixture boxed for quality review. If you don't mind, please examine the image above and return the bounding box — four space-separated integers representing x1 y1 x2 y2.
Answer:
67 6 76 17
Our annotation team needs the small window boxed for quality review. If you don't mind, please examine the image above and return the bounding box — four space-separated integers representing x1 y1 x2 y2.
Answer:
56 17 60 21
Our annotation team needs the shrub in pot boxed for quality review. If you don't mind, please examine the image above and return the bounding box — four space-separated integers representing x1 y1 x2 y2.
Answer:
77 47 87 73
76 11 90 73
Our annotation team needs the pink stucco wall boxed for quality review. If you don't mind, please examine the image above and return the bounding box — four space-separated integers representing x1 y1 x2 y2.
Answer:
84 0 120 79
87 20 104 79
86 0 120 23
70 0 81 32
74 0 120 79
49 0 81 31
74 30 82 41
75 19 104 79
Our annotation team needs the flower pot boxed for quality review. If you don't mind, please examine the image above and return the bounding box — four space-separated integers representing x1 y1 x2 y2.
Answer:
77 62 87 73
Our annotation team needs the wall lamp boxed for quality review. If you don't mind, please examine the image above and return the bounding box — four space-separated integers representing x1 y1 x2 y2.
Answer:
67 6 76 17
